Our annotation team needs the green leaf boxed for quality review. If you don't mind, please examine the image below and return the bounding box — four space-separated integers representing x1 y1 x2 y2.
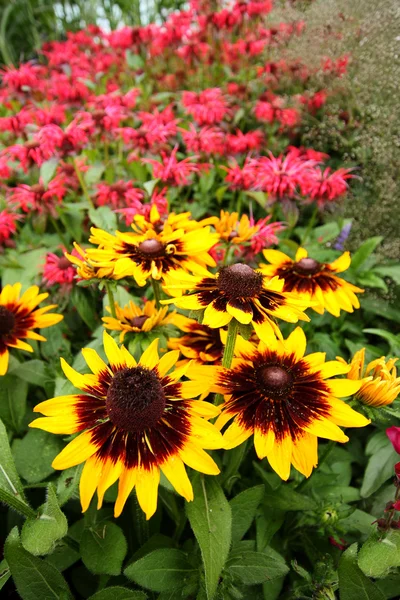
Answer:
363 328 400 355
71 287 98 330
226 549 289 585
357 272 387 291
374 264 400 285
253 464 316 510
88 205 117 233
126 51 144 69
358 531 400 579
80 522 128 576
256 506 285 551
88 587 147 600
143 179 160 196
0 373 28 432
9 359 48 388
13 428 63 484
186 474 232 600
40 158 59 186
351 237 383 271
0 560 10 591
338 543 386 600
124 548 196 593
230 485 264 543
56 465 83 506
5 528 73 600
0 419 33 517
21 484 68 556
84 164 105 186
361 435 398 497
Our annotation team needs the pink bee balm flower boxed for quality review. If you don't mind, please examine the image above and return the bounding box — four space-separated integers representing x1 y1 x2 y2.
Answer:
387 427 400 455
95 181 144 210
42 251 76 289
143 146 207 186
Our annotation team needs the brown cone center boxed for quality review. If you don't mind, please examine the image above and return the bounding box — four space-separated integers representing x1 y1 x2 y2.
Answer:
138 238 165 257
0 306 15 337
106 366 166 433
294 257 321 275
258 365 293 398
218 263 263 299
130 315 149 329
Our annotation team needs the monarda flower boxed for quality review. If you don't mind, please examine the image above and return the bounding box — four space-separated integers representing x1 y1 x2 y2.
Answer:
30 332 222 519
0 283 63 375
8 179 67 217
95 181 144 210
42 251 76 289
215 328 369 479
300 167 354 207
0 210 21 247
168 314 224 364
162 263 311 342
103 300 175 342
260 248 363 317
338 348 400 408
143 146 207 187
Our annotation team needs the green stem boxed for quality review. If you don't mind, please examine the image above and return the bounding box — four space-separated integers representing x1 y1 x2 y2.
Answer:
296 440 336 492
132 492 150 546
214 319 239 405
151 278 161 309
49 215 68 248
105 282 117 318
301 204 319 246
73 158 94 209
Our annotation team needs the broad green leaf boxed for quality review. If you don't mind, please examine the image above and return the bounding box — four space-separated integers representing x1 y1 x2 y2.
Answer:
363 328 400 355
84 164 105 186
10 359 48 388
256 506 285 551
357 273 387 291
186 474 232 600
361 435 398 497
13 428 63 484
0 419 33 517
5 528 73 600
226 549 289 585
45 542 80 572
124 548 196 593
88 587 147 600
0 560 10 591
71 287 98 330
230 485 264 543
56 465 83 506
0 373 28 432
80 522 128 576
358 531 400 579
21 485 68 556
88 205 117 233
254 464 316 510
340 510 375 537
351 237 383 270
143 178 160 196
338 543 386 600
40 158 59 186
126 51 144 69
374 264 400 285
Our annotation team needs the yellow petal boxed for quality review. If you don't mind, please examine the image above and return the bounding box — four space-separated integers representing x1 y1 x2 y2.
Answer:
82 348 111 376
97 459 124 509
203 302 232 328
115 468 137 518
180 442 220 475
291 433 318 478
189 401 221 419
304 417 348 442
328 397 371 428
161 456 193 502
226 301 253 325
103 331 125 369
0 349 10 376
33 395 81 416
327 379 362 398
267 435 292 480
329 251 351 273
223 420 253 450
157 350 180 377
80 455 103 512
139 338 159 369
190 416 224 449
29 416 79 434
52 431 99 470
284 327 306 361
295 247 308 261
254 428 275 460
262 249 292 265
60 358 98 391
135 468 160 520
315 361 351 379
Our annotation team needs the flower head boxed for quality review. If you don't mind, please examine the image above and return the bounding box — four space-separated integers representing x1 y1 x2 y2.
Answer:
65 243 117 281
260 247 363 317
163 263 311 343
42 251 76 289
215 328 369 479
340 348 400 407
168 314 224 364
0 283 63 375
30 331 222 519
103 300 175 342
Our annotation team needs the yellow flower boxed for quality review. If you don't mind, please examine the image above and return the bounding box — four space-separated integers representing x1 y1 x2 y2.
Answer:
0 283 63 376
162 263 311 343
213 210 258 244
65 243 116 281
30 331 222 520
85 214 219 286
132 204 217 235
214 328 369 480
103 300 175 342
340 348 400 407
260 247 363 317
168 314 224 364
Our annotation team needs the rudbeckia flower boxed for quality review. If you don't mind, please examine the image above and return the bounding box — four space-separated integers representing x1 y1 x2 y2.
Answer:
163 263 311 342
215 327 369 480
0 283 63 375
30 332 222 519
213 210 259 245
65 242 116 281
338 348 400 407
260 247 363 317
168 314 224 364
103 300 175 342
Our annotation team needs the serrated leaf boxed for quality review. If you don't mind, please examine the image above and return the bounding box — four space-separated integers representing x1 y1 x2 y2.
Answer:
0 560 10 591
230 485 264 543
13 429 63 484
186 474 232 600
124 548 195 593
80 522 128 576
88 587 147 600
226 549 289 585
338 543 386 600
358 531 400 579
0 373 28 432
21 484 68 556
5 528 73 600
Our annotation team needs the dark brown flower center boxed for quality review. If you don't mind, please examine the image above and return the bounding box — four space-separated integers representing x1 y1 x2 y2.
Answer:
130 315 149 329
258 364 293 398
217 263 263 299
0 306 15 337
106 366 166 433
294 257 321 275
138 238 165 257
57 257 72 270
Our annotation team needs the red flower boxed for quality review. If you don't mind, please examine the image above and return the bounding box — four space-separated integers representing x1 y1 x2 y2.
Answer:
387 427 400 455
8 179 67 217
42 251 76 288
95 181 144 210
300 167 353 207
182 88 229 125
0 210 21 246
